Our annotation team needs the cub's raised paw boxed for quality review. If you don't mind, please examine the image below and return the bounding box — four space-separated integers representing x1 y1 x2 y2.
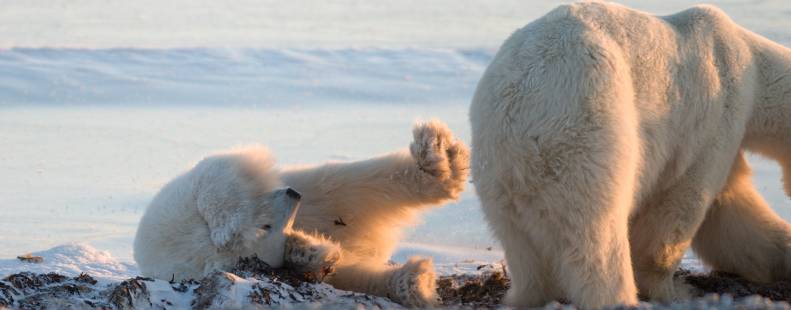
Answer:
284 230 342 281
388 257 439 308
409 120 470 199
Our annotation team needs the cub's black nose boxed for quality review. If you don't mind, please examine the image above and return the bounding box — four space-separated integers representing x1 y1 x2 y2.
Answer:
285 188 302 200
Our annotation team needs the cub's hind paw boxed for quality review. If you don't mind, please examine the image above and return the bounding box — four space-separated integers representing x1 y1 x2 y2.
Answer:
388 257 439 307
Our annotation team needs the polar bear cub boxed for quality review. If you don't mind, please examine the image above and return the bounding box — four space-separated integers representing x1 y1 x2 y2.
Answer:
471 1 791 308
134 148 341 282
134 120 470 307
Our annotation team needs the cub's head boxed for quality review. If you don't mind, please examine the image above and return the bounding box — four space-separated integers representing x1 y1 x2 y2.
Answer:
242 187 302 268
194 146 300 267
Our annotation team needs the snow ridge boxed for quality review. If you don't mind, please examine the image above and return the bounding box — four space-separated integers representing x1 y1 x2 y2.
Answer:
0 244 399 309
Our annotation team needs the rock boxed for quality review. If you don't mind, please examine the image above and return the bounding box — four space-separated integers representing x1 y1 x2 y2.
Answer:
16 255 44 264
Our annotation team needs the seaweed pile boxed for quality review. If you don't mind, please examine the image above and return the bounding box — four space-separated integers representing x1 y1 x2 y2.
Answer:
437 264 509 307
436 266 791 309
682 270 791 302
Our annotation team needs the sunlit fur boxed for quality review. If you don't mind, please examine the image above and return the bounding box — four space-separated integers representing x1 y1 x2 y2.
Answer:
282 120 469 307
135 120 469 307
470 2 791 308
134 147 298 280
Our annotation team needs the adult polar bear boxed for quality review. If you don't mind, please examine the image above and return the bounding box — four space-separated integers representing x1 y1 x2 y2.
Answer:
134 121 469 307
471 1 791 308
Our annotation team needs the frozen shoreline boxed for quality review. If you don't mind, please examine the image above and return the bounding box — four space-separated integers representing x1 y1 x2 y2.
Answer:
0 244 785 309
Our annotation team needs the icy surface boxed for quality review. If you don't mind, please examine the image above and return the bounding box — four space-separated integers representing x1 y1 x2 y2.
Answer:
0 48 490 106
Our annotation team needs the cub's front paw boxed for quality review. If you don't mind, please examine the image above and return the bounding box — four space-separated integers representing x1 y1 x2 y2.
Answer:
285 230 341 281
409 120 470 199
388 257 438 307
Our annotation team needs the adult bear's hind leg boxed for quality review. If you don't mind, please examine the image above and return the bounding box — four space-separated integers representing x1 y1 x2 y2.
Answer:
475 132 641 308
692 152 791 283
480 192 557 307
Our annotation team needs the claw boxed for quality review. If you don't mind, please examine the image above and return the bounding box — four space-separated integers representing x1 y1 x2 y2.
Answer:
285 188 302 200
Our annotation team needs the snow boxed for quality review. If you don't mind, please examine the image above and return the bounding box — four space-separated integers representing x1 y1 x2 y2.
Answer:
0 244 401 308
0 104 478 262
0 244 137 283
0 244 735 309
0 243 501 288
0 0 790 307
0 48 490 106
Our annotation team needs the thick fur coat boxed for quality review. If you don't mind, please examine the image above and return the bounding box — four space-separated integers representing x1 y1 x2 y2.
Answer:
470 2 791 308
134 120 469 307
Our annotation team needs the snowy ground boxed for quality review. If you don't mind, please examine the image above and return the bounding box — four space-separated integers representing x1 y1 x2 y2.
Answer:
0 244 775 309
0 244 403 308
0 244 708 309
1 0 791 308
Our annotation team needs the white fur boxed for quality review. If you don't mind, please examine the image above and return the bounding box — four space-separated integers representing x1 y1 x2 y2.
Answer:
470 2 791 308
134 120 469 307
133 147 297 280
